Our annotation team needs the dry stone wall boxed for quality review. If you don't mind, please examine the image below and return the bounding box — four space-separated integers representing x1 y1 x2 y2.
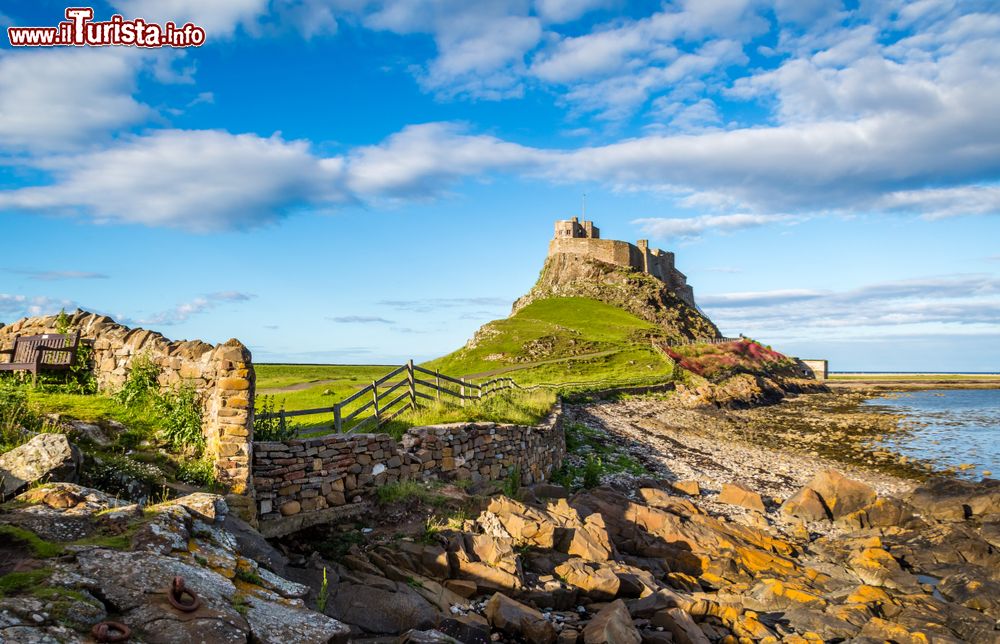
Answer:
0 310 255 521
253 407 566 537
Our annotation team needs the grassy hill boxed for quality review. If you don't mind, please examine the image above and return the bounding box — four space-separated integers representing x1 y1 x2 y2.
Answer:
426 296 674 388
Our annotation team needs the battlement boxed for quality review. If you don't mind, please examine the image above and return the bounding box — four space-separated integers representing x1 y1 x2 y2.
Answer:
554 216 600 239
548 217 696 307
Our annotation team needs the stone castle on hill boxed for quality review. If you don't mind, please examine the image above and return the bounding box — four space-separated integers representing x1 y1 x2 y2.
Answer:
550 217 697 307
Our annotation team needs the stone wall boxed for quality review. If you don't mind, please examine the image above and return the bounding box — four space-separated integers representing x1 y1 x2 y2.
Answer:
0 310 255 520
799 359 828 380
253 406 566 537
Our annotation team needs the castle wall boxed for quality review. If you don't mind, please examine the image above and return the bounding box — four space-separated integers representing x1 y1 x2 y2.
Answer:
548 235 696 307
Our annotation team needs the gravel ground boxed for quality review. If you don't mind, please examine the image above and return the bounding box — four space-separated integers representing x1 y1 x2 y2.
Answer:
564 397 916 535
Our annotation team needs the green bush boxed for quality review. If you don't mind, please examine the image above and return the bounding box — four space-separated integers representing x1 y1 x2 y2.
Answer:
175 458 217 489
0 380 40 452
253 395 296 441
114 354 160 408
153 387 203 453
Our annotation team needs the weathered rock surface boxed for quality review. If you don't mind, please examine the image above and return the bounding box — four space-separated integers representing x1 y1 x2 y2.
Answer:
0 483 349 643
0 433 81 500
583 599 640 644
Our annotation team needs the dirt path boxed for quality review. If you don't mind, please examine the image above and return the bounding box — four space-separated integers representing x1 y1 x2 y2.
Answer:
464 349 619 378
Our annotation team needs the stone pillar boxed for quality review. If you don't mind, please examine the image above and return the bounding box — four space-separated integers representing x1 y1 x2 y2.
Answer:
205 339 256 525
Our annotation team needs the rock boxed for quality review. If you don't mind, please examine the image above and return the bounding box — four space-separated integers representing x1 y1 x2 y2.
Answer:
638 488 700 517
438 614 490 644
443 579 477 598
0 433 81 499
583 599 640 644
780 487 830 522
671 480 700 496
280 500 301 516
800 469 877 519
566 513 614 561
938 571 1000 618
836 496 919 530
66 420 112 447
244 594 350 643
555 559 620 600
484 592 557 644
399 629 462 643
649 608 709 644
907 477 1000 522
717 483 765 513
156 492 228 523
328 583 438 635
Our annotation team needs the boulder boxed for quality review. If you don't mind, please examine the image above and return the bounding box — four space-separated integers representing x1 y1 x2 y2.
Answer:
327 583 437 635
780 487 830 522
244 594 350 643
717 483 766 513
836 497 919 530
0 433 81 499
799 469 876 519
907 477 1000 522
484 592 556 644
649 608 709 644
671 480 700 496
555 559 620 600
583 599 640 644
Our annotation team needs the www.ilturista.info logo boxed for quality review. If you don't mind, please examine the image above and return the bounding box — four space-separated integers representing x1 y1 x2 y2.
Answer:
7 7 206 48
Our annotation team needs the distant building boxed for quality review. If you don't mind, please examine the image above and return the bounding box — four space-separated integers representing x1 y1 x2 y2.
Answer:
549 217 697 307
798 359 828 380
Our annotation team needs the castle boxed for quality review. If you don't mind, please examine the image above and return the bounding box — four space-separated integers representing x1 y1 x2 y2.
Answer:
549 217 697 307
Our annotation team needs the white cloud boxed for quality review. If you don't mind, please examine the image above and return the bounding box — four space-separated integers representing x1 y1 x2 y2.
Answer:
0 49 152 152
111 0 271 37
363 0 543 99
0 294 75 321
878 185 1000 219
703 275 1000 338
133 291 255 326
6 270 109 281
533 0 613 24
632 214 796 240
344 122 545 199
0 130 347 232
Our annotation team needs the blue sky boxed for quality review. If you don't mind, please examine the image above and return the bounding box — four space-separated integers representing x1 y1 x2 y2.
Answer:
1 0 998 371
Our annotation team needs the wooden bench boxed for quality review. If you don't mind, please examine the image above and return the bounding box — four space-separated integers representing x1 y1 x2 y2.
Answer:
0 332 81 384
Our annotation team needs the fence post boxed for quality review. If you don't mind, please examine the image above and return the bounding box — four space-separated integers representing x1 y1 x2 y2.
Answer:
460 378 465 407
334 404 342 434
372 380 380 426
407 359 416 410
279 409 286 436
435 372 441 401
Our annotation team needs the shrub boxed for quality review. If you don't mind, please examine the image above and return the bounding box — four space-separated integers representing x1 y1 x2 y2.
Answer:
153 387 203 454
175 458 217 489
582 456 603 488
114 354 160 408
0 380 40 452
81 454 166 502
253 395 296 441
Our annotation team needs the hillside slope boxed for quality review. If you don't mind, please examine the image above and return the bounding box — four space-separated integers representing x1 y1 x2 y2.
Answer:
513 254 719 340
426 297 674 386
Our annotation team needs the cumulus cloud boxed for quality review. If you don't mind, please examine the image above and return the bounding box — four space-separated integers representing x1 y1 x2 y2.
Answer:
0 49 152 152
133 291 254 326
0 129 348 232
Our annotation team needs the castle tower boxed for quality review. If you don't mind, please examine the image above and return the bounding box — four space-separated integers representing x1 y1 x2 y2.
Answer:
553 217 600 239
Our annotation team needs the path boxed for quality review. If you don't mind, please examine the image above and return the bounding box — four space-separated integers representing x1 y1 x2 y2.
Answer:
463 349 619 379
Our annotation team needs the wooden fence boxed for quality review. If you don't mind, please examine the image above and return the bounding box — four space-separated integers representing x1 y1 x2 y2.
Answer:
257 360 519 435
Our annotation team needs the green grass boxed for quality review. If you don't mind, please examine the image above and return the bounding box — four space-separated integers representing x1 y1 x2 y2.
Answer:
0 569 51 597
255 297 677 435
0 525 63 558
426 297 674 387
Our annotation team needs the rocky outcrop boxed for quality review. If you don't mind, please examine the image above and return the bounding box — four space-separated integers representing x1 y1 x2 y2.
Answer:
279 471 1000 643
0 483 349 643
0 433 81 500
781 468 877 521
512 254 719 340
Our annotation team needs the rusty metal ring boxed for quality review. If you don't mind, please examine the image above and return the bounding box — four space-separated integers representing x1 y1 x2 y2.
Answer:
167 576 202 612
91 620 131 642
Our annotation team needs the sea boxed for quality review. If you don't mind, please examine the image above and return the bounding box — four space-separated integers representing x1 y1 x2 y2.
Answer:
862 388 1000 479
